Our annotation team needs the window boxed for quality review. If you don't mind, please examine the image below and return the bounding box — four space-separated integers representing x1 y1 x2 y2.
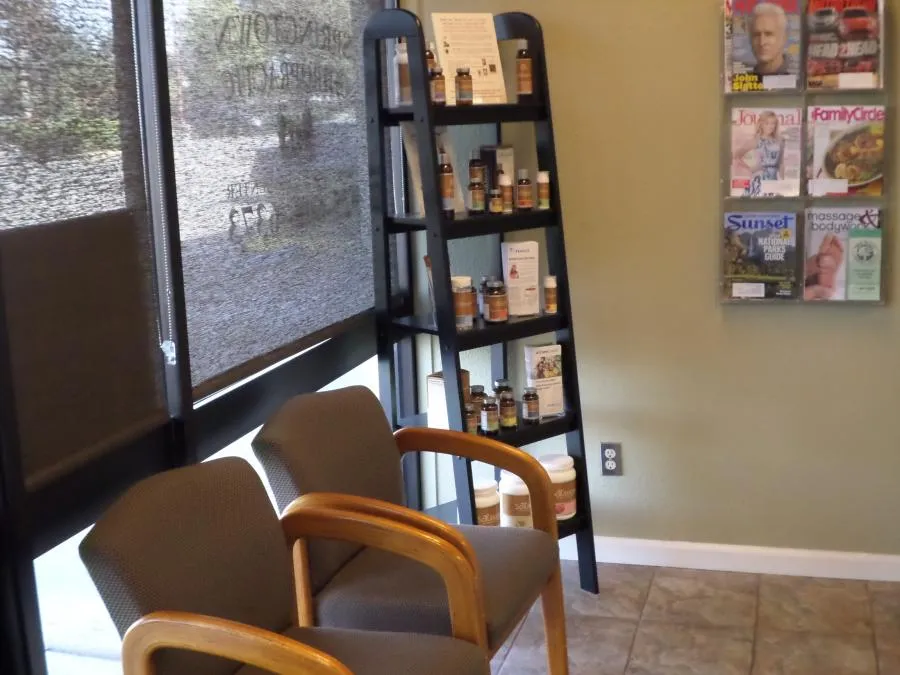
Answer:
161 0 382 393
0 0 141 228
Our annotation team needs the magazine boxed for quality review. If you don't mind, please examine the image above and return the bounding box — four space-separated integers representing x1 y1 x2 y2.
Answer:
726 0 801 92
807 0 881 90
730 107 802 197
523 344 564 417
807 105 885 197
804 208 881 301
723 212 798 299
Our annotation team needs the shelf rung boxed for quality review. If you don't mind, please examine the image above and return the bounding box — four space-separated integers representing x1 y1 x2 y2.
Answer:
387 210 557 238
396 410 577 448
390 313 567 349
382 102 547 126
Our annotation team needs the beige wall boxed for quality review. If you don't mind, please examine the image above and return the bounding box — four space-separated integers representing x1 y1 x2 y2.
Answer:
404 0 900 554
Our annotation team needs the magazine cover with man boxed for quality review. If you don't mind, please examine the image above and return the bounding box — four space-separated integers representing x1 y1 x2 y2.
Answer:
807 104 885 197
723 212 798 299
726 0 801 92
730 107 802 197
807 0 882 89
804 208 881 301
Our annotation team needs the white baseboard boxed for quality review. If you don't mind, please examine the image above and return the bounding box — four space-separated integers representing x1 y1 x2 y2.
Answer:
558 535 900 582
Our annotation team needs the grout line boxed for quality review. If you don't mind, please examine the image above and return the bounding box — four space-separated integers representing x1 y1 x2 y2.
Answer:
622 565 657 673
868 582 882 675
747 573 761 675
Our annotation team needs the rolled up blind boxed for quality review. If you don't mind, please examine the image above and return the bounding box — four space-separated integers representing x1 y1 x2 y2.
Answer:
0 211 167 490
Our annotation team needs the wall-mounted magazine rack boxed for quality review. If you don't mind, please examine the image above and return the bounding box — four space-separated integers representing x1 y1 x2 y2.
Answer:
721 0 887 305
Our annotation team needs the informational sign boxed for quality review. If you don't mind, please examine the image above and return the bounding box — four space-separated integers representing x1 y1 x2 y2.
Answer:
431 13 507 105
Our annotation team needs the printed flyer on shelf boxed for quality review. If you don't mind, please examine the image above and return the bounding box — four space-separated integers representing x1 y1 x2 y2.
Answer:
807 0 881 89
723 212 798 300
807 104 885 197
730 107 802 197
804 208 881 302
726 0 802 92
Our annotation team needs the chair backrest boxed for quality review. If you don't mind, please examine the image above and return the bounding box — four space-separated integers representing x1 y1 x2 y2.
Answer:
252 385 404 593
79 457 294 675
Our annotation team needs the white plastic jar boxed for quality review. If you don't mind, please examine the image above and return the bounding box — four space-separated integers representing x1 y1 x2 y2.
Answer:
539 454 577 520
474 480 500 527
499 470 532 528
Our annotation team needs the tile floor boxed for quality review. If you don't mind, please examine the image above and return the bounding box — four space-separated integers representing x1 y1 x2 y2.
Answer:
492 561 900 675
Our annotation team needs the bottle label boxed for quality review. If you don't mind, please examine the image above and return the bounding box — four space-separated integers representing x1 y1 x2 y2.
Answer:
457 79 473 104
398 64 412 104
517 57 533 96
517 183 534 209
552 479 577 518
544 288 557 314
469 186 485 212
538 182 551 209
486 293 508 322
431 78 446 104
500 403 517 428
476 503 500 526
501 185 514 213
469 165 486 185
523 398 540 420
481 407 499 432
501 493 532 526
441 172 454 211
465 414 478 434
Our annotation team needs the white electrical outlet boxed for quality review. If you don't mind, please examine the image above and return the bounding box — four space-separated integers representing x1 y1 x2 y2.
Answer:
601 442 622 476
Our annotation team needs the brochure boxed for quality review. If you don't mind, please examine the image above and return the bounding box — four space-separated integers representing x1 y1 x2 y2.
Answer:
431 13 507 105
730 107 802 197
501 241 540 316
524 344 564 417
723 212 798 299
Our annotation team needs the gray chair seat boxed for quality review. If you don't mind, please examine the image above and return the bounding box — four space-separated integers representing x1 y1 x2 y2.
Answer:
316 524 558 649
237 626 487 675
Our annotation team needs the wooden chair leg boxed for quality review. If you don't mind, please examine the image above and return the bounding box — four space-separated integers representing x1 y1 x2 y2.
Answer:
540 566 569 675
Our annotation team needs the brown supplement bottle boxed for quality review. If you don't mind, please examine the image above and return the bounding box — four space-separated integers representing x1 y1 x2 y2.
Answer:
439 151 454 218
481 396 500 436
488 189 503 214
470 384 486 424
468 150 486 186
499 391 517 430
544 275 558 314
484 280 508 323
522 387 540 425
455 66 473 105
425 41 437 73
516 169 533 211
516 39 533 99
464 403 478 435
468 179 486 214
396 39 411 105
493 378 513 399
430 66 446 106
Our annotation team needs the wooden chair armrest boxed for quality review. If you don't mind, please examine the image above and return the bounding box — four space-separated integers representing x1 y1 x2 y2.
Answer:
284 493 482 577
394 427 558 538
282 505 488 649
122 610 351 675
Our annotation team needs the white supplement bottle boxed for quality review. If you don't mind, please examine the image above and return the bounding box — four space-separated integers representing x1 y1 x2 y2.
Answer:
539 454 577 520
474 480 500 526
499 470 532 528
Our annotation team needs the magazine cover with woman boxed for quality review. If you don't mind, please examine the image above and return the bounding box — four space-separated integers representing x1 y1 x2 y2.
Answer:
807 104 885 197
730 107 801 197
807 0 881 90
725 0 801 92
